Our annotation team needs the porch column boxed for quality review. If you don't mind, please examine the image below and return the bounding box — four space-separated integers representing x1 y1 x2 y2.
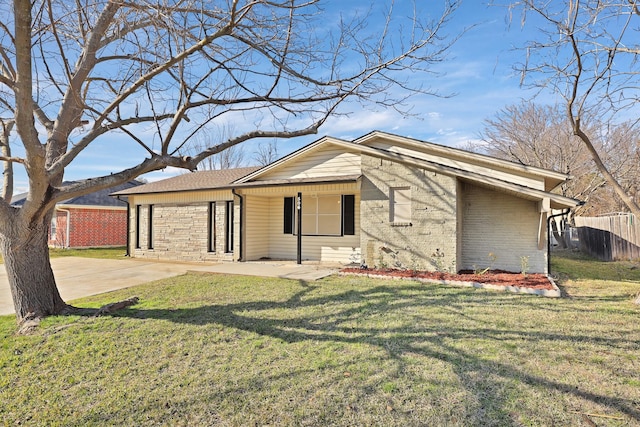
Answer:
297 192 302 264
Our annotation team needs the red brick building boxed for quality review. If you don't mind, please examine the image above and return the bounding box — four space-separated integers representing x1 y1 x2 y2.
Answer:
13 181 142 248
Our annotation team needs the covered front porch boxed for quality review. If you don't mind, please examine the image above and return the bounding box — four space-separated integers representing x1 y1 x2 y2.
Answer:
234 180 361 265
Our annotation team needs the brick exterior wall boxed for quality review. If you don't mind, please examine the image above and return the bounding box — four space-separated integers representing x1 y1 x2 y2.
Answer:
132 201 233 262
49 207 128 248
360 155 458 272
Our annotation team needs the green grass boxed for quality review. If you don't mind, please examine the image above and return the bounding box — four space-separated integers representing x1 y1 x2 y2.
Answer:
551 249 640 300
551 248 640 282
48 246 127 260
0 252 639 426
0 246 127 264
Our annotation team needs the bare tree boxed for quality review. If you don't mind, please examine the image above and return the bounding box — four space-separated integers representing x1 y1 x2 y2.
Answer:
511 0 640 216
476 102 600 213
0 0 461 325
253 140 280 166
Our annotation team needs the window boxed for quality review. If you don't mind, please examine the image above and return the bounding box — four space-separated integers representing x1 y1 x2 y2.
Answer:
225 201 234 253
283 194 355 236
390 187 411 224
208 202 216 252
302 195 341 235
147 204 154 249
135 205 141 249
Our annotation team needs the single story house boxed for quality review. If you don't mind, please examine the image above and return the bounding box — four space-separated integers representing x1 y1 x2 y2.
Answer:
13 180 143 248
113 131 580 273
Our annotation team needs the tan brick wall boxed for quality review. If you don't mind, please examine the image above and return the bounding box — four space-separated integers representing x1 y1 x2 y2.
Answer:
360 155 457 272
131 202 233 262
459 182 546 273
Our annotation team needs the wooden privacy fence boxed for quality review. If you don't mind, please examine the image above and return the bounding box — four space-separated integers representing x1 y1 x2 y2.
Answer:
574 214 640 261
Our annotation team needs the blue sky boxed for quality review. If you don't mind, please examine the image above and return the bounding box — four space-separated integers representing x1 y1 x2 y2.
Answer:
12 1 547 191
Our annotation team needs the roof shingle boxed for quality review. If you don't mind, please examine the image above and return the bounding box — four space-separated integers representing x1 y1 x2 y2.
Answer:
112 167 262 196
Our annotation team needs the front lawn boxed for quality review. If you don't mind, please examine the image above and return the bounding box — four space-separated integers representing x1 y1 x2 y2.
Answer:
0 246 127 264
0 252 639 425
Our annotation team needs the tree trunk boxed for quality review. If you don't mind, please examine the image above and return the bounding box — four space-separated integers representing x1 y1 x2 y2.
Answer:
1 214 68 322
573 121 640 218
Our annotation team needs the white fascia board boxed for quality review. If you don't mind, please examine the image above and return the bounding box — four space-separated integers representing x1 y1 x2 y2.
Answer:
355 131 571 189
331 139 581 209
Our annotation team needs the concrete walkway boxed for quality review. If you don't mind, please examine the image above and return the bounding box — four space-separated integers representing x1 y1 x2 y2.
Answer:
0 257 339 316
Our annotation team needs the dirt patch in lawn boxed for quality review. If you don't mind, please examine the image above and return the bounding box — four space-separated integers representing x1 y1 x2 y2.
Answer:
340 268 555 291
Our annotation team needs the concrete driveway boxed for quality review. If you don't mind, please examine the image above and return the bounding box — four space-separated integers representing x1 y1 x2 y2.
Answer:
1 257 338 316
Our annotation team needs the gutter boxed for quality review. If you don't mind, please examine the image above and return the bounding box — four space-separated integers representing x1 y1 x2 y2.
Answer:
231 188 243 262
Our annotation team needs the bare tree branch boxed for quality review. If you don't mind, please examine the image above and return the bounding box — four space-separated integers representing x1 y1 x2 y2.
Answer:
1 120 16 201
0 0 462 322
512 0 640 216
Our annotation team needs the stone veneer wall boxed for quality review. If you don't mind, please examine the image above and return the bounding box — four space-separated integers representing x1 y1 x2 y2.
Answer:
132 201 232 262
360 155 458 272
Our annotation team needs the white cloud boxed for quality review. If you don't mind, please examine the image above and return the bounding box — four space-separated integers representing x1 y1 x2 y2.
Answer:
322 110 399 137
141 167 184 182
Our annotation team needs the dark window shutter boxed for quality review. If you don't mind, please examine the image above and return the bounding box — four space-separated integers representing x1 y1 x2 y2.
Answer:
283 197 294 234
342 195 355 235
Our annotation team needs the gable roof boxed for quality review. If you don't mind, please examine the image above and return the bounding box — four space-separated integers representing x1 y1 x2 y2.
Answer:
112 166 261 196
112 131 581 209
11 180 144 208
235 131 570 191
355 131 570 192
326 138 579 209
235 131 580 209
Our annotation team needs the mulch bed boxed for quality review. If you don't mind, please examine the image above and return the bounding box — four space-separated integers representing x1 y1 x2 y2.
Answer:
340 268 555 291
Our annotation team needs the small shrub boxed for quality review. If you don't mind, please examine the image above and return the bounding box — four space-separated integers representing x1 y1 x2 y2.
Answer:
430 248 446 272
377 250 388 269
520 256 530 278
474 252 497 275
349 249 361 266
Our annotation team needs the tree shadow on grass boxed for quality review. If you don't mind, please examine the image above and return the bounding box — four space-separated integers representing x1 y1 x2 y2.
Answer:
113 280 640 423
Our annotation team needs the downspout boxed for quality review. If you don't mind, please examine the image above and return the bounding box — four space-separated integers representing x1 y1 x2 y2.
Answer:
547 208 571 275
116 196 130 257
57 207 71 249
231 188 243 262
